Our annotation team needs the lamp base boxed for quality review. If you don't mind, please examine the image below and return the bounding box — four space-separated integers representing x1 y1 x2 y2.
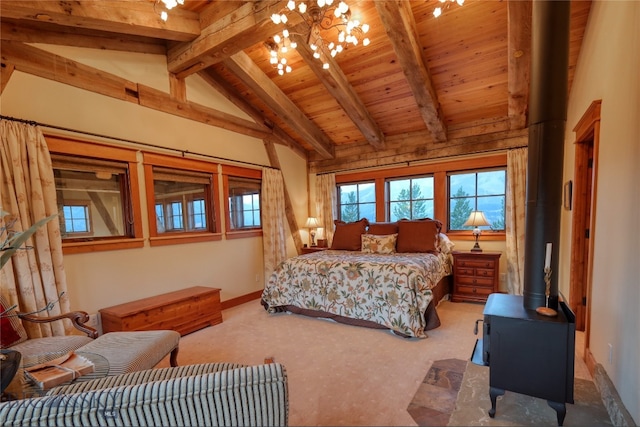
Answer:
470 242 483 252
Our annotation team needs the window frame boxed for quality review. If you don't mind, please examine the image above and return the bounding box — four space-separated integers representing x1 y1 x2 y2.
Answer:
143 152 221 247
336 180 376 222
385 175 435 221
334 154 507 241
447 168 507 232
222 165 263 239
47 135 144 254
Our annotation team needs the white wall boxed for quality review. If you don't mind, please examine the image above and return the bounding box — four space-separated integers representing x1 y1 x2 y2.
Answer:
562 1 639 422
0 46 308 315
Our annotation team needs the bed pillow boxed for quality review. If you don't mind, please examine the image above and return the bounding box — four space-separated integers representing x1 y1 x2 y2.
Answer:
367 222 399 235
438 233 455 254
331 218 369 251
396 219 442 253
0 295 27 349
362 233 398 254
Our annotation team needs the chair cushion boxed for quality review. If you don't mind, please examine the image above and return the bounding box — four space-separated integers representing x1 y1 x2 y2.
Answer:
8 335 93 363
75 330 180 376
0 295 27 349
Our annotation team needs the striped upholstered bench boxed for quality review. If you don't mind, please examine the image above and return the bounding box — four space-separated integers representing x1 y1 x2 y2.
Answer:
0 363 289 426
74 330 180 376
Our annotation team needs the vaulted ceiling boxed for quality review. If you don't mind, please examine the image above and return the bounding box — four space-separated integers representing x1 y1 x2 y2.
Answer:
0 1 591 173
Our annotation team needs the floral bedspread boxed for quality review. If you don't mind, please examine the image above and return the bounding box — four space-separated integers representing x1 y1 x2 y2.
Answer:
261 250 452 338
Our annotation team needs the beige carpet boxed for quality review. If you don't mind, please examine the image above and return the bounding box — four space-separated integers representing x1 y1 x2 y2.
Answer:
156 299 600 426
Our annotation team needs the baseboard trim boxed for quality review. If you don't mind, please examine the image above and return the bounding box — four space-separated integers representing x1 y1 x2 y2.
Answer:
221 290 263 311
593 363 636 427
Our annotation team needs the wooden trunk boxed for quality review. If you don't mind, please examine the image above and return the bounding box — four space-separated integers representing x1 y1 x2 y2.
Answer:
99 286 222 336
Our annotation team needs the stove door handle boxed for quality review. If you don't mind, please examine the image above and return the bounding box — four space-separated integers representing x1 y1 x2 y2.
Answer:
474 318 483 335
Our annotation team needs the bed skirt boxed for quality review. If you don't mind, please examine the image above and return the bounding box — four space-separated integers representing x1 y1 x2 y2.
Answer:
261 275 452 338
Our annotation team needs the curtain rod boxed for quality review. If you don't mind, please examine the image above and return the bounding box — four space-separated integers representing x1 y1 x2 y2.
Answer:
0 115 279 171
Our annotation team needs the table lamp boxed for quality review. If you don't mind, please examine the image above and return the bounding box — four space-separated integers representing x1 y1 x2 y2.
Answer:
305 217 321 246
463 210 491 252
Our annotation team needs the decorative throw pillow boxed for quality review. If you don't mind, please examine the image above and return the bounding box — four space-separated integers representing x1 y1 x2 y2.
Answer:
396 219 441 253
367 222 399 235
0 295 27 349
330 218 369 251
362 233 398 254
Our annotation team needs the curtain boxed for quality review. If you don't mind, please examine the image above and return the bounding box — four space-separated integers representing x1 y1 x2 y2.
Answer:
315 173 337 246
0 120 71 337
505 147 528 295
261 168 287 284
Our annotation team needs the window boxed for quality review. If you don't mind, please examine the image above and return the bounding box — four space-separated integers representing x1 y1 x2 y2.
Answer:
144 153 220 246
333 154 507 240
222 165 262 238
48 136 143 254
448 169 506 231
386 176 434 221
62 203 91 234
337 181 375 222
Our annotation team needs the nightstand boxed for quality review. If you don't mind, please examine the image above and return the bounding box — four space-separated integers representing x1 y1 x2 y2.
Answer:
301 246 328 254
451 251 501 303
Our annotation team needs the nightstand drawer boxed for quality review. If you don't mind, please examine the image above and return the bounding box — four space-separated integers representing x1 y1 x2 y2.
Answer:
476 268 495 277
456 258 497 269
455 284 494 297
457 276 494 287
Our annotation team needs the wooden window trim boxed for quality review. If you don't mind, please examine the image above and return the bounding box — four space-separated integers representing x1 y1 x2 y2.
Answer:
334 154 507 239
46 135 143 255
222 165 263 239
143 152 221 247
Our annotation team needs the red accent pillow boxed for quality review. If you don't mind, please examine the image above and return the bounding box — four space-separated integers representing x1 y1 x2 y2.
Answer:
367 222 399 235
396 219 442 253
331 218 369 251
0 295 27 349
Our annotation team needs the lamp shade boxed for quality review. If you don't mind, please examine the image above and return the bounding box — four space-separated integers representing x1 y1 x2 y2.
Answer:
463 211 490 228
305 217 321 228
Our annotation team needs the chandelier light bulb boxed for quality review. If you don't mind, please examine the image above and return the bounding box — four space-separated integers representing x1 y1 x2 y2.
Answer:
299 3 307 13
287 0 296 10
281 58 287 64
291 41 298 48
161 10 168 21
362 23 370 33
433 7 442 17
310 43 317 51
278 69 284 75
274 34 282 43
363 38 370 46
280 14 288 23
281 46 288 53
271 13 281 24
326 0 334 5
323 63 330 69
318 0 326 7
283 29 290 37
313 52 320 59
270 57 278 64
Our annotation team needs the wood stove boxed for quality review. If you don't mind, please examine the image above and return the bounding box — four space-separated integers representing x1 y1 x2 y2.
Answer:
472 293 575 425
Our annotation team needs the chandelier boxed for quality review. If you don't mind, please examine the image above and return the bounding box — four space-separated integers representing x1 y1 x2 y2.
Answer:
268 0 370 75
156 0 184 21
433 0 465 18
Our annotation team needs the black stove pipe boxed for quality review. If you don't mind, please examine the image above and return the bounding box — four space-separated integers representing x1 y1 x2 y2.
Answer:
523 0 571 311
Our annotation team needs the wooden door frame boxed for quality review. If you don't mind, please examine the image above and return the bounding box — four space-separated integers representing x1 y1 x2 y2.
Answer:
569 99 601 374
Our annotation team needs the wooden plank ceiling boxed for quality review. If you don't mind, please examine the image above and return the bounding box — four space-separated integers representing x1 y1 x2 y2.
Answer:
0 0 591 173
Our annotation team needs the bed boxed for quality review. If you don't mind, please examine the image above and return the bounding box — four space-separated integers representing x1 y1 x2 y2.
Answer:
261 218 455 338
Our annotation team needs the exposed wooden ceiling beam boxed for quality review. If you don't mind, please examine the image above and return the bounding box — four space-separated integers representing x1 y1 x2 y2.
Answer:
223 51 335 160
289 32 386 150
197 68 308 159
0 1 200 42
0 18 167 55
507 0 532 130
168 1 300 78
374 0 448 143
0 63 15 95
309 128 528 174
0 41 271 139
